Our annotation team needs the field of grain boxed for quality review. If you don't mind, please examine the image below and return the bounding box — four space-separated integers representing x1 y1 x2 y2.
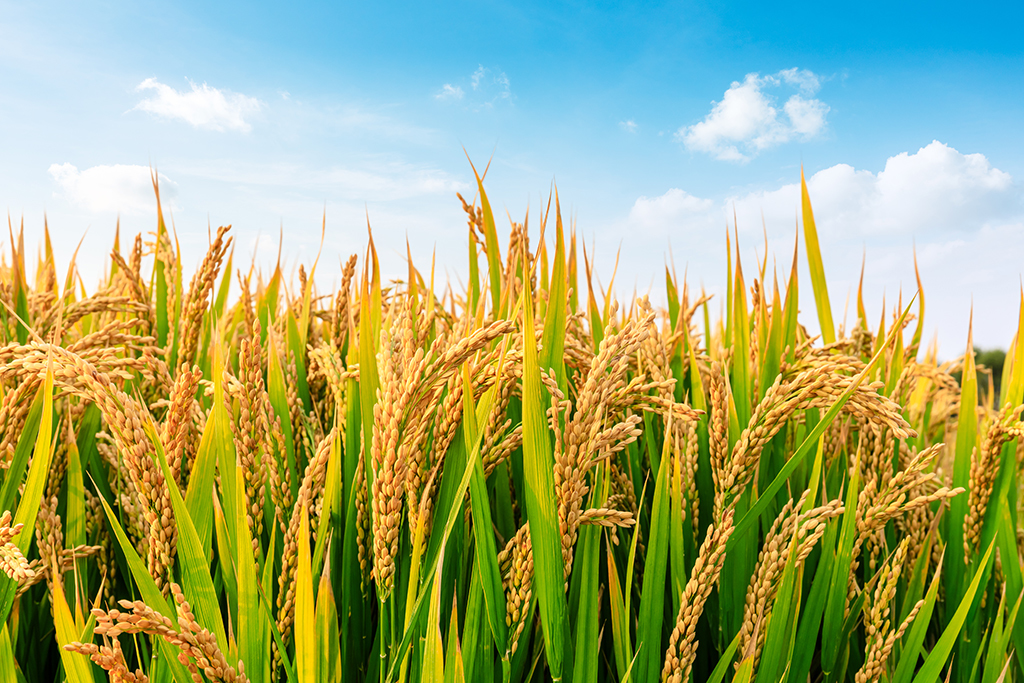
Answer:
0 170 1020 683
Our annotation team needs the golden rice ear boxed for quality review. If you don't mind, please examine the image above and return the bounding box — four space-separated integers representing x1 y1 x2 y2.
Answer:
177 225 232 373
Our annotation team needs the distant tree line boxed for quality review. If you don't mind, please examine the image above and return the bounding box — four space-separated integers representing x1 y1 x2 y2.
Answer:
952 347 1007 404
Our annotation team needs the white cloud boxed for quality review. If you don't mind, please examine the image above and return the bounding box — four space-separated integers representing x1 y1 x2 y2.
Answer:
436 84 464 100
620 141 1024 351
629 188 714 229
629 141 1017 242
732 141 1016 237
134 78 262 132
679 69 830 162
174 158 467 202
620 119 638 133
48 163 176 214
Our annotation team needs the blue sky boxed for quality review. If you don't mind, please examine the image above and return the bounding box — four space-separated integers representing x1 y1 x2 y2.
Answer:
3 0 1023 353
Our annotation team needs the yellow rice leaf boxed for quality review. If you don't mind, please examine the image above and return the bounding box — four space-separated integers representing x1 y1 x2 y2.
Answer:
801 168 835 344
52 579 94 683
296 505 316 683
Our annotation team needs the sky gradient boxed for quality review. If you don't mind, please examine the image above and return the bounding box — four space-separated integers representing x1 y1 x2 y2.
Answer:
3 0 1023 354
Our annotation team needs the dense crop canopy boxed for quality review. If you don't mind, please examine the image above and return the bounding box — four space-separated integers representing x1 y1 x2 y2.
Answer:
0 172 1021 683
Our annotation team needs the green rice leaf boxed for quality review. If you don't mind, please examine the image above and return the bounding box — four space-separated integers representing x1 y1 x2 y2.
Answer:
521 257 571 681
64 426 87 567
573 464 607 683
185 342 235 556
12 359 54 547
912 540 995 683
782 236 800 364
444 597 466 683
996 501 1024 675
783 514 838 683
1002 289 1024 407
731 243 752 428
213 247 233 323
357 264 382 497
287 312 311 414
316 556 341 683
821 447 862 673
759 270 784 399
606 542 631 681
385 384 497 682
540 195 569 394
947 318 976 606
9 224 29 345
910 251 926 354
981 587 1011 683
706 632 742 683
268 328 298 499
96 492 194 683
733 655 755 683
312 430 341 575
145 421 229 653
754 528 801 683
467 157 503 317
0 358 55 624
461 365 509 655
422 544 446 683
212 490 238 625
668 443 686 617
636 435 672 683
0 625 17 683
235 468 266 683
892 550 944 683
0 384 43 522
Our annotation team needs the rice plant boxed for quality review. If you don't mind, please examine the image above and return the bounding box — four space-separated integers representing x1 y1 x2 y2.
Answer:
0 167 1022 683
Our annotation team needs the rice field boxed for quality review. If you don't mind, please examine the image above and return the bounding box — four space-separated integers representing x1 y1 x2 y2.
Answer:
0 169 1021 683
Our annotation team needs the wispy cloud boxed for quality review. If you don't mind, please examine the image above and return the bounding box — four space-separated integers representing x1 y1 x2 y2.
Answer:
48 163 176 214
471 66 487 90
776 67 822 93
436 83 464 100
271 96 441 146
322 165 467 200
678 69 829 162
436 65 512 109
620 119 638 133
133 78 263 132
